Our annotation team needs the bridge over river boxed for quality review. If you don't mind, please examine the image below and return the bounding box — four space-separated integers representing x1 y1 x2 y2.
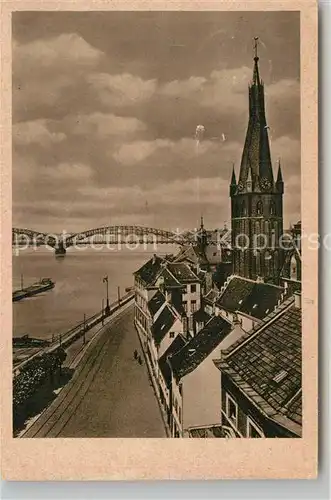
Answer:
12 225 231 254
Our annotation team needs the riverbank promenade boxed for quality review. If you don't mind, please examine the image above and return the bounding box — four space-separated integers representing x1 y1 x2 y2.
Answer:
22 304 166 438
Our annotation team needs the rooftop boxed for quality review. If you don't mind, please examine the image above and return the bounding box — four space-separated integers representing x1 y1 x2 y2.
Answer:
147 290 166 317
204 288 220 305
216 275 284 319
158 334 187 386
173 245 208 266
169 315 233 379
134 255 198 289
167 262 200 283
134 255 165 286
193 308 212 323
217 298 302 436
152 305 177 345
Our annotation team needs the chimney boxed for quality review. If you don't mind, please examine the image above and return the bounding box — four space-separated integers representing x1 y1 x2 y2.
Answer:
294 291 301 309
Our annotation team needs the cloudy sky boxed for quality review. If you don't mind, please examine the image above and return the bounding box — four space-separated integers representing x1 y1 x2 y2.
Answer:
12 11 300 233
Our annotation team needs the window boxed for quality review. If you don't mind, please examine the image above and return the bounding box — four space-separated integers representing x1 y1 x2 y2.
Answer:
183 301 188 313
241 201 247 216
169 331 175 338
270 202 276 215
256 201 263 215
247 417 264 438
191 300 197 313
191 284 196 293
226 394 238 428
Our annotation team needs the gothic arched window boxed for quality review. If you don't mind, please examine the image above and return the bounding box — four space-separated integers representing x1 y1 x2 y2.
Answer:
256 201 263 215
241 201 247 216
265 250 271 276
290 254 297 280
270 202 276 216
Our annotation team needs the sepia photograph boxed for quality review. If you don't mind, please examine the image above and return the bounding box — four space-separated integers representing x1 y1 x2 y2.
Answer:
10 10 305 441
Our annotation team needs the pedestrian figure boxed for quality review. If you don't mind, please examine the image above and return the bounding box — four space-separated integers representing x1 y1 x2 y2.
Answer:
134 349 138 360
138 355 143 365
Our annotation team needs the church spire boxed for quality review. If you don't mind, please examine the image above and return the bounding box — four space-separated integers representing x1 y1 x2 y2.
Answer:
235 37 274 194
276 158 283 182
253 36 261 86
197 215 208 250
276 158 284 194
231 164 237 185
229 163 237 196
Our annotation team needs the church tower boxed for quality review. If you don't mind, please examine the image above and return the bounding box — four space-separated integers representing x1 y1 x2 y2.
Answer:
230 39 284 284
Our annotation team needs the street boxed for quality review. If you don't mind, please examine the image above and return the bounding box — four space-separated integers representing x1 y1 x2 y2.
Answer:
23 304 166 438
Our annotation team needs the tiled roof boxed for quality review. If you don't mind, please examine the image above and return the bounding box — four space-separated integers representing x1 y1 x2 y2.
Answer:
192 246 209 266
193 308 211 323
173 246 197 264
158 334 187 386
216 275 284 319
148 290 166 316
134 255 164 286
187 424 225 438
134 255 186 288
171 300 186 318
167 263 200 282
282 389 302 425
152 305 177 344
218 299 302 435
160 267 183 288
169 316 233 379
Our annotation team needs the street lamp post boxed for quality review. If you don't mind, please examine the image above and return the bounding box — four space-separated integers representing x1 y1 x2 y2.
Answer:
103 275 110 315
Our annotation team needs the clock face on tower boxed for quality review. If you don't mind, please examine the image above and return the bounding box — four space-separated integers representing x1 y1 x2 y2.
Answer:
260 177 272 191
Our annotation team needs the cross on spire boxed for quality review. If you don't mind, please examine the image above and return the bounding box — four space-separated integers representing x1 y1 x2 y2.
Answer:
254 36 259 60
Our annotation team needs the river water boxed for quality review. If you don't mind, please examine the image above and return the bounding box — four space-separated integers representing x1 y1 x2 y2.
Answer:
12 244 177 340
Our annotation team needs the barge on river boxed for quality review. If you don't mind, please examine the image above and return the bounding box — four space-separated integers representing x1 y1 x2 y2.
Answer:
13 278 55 302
